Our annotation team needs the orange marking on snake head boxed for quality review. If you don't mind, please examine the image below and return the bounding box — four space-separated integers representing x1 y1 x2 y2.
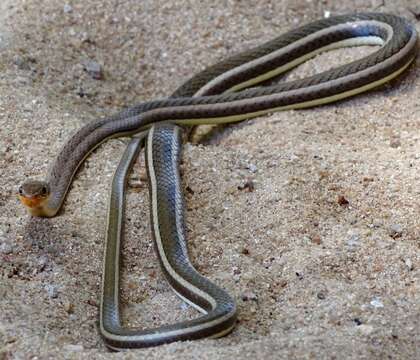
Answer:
18 194 46 209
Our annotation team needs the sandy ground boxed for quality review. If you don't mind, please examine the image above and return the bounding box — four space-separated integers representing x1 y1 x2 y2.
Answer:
1 0 419 359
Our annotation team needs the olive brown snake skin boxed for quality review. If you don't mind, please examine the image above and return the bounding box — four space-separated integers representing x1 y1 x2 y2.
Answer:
18 13 417 349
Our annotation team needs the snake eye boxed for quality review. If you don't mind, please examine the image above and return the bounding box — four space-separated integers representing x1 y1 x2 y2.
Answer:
18 187 23 195
41 186 48 195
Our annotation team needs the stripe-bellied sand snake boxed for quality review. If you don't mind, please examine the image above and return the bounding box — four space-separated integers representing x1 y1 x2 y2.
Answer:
18 13 417 349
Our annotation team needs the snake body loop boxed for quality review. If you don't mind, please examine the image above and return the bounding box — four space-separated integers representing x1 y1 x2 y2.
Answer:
18 12 417 349
100 126 236 350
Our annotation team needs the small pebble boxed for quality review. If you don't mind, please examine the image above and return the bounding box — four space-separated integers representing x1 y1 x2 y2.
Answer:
232 266 241 275
302 235 312 244
87 299 98 307
390 138 401 148
83 60 103 80
317 291 326 300
353 318 362 326
241 291 258 302
404 258 413 271
278 279 288 288
346 233 360 250
45 285 59 299
370 298 384 308
63 300 75 314
222 201 231 210
246 164 257 173
363 176 374 183
0 242 13 254
337 195 349 206
13 55 32 71
295 272 303 280
371 219 382 228
63 344 84 352
37 256 48 270
185 186 195 195
389 224 403 239
238 179 255 192
311 235 322 245
63 4 73 13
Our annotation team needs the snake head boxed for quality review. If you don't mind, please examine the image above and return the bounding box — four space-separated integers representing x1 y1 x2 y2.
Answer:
18 180 50 216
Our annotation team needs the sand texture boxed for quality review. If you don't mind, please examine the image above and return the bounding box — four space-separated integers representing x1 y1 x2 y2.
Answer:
0 0 419 359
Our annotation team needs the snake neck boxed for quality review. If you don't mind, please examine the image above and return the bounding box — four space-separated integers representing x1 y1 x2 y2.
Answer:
25 200 58 217
34 178 63 217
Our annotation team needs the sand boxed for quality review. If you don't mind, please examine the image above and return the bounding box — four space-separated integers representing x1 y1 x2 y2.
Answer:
0 0 419 359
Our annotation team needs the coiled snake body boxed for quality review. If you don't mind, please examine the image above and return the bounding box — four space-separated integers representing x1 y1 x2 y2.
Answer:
18 13 417 349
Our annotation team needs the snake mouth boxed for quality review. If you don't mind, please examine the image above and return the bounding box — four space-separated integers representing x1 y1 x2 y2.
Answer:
18 194 47 209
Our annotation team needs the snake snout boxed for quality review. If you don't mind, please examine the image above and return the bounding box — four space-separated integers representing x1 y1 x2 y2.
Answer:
18 180 50 209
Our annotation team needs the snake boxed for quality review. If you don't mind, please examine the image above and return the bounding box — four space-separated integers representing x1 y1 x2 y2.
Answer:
18 13 417 349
